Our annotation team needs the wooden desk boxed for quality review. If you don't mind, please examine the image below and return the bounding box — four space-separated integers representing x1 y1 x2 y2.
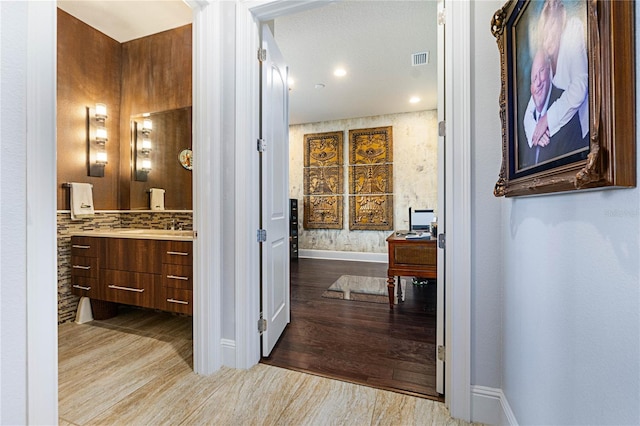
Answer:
386 232 437 309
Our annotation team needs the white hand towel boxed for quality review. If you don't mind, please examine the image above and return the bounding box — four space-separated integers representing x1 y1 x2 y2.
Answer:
70 183 95 220
150 188 165 210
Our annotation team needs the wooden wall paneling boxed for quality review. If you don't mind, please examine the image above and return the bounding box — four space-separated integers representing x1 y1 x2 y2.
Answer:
57 9 122 210
120 25 193 210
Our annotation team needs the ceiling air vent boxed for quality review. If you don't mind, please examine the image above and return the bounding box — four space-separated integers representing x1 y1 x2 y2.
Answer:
411 51 430 66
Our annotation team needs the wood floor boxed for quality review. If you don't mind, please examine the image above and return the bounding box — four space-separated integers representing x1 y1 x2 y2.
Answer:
262 258 441 400
58 306 472 425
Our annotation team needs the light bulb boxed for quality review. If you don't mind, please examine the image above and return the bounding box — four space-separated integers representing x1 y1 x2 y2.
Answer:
95 126 108 142
96 151 108 164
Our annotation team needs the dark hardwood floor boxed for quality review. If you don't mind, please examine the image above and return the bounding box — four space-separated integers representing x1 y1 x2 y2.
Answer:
261 258 441 400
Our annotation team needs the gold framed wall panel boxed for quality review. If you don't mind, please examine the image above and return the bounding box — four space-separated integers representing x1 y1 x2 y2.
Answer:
303 131 344 229
348 126 393 231
349 195 393 231
303 195 343 229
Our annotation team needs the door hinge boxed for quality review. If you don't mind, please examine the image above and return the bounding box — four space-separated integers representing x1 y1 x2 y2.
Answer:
257 229 267 243
257 138 267 152
258 315 267 334
437 345 446 362
438 233 446 249
258 48 267 62
437 8 446 26
438 120 446 137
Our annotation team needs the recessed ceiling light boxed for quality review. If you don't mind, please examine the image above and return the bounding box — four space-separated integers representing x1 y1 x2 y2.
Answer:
409 96 421 104
333 68 347 77
315 83 326 89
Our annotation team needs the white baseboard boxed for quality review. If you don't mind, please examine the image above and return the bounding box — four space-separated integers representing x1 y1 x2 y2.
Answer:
471 386 518 426
221 339 236 368
298 249 387 263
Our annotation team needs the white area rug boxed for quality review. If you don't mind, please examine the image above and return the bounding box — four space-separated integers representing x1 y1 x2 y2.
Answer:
322 275 405 304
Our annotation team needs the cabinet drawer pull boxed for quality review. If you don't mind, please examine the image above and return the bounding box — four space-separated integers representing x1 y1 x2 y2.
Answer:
167 298 189 305
72 244 91 249
72 265 91 270
167 275 189 281
72 285 91 291
108 285 144 293
166 251 189 256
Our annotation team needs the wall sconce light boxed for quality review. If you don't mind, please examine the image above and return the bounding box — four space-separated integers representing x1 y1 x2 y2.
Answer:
87 103 108 177
135 118 153 181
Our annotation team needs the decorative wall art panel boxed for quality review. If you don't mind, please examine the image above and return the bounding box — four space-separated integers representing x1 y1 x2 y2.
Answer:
348 127 393 231
303 195 344 229
303 131 344 229
304 166 343 195
349 195 394 230
349 164 393 194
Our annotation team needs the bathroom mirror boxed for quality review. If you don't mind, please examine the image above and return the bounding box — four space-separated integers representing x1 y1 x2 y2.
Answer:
129 106 192 210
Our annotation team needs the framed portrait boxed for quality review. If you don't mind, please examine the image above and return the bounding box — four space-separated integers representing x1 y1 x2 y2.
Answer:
492 0 635 197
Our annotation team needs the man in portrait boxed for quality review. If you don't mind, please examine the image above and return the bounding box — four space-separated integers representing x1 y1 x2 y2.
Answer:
521 49 584 167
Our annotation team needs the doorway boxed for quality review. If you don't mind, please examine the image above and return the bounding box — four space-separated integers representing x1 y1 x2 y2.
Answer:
259 1 443 399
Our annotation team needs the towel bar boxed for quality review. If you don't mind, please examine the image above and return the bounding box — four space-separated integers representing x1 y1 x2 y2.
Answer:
63 183 93 188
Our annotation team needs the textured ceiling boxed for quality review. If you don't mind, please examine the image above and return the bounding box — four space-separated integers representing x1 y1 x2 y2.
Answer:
274 1 438 125
56 0 438 125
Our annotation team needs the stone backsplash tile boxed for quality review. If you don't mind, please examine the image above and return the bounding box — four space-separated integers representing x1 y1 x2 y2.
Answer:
57 211 193 323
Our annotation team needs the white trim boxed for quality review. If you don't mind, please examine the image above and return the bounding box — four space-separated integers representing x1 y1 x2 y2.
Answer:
191 0 223 375
471 386 519 426
299 249 386 263
26 2 58 423
234 0 262 369
444 0 472 420
221 339 237 368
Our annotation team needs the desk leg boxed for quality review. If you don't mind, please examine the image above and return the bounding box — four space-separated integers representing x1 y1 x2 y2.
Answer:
387 276 395 309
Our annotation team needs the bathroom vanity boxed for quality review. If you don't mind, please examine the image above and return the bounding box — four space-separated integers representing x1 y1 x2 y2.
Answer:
70 229 194 315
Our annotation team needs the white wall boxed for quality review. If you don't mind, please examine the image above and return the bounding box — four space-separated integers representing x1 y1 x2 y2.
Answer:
0 3 28 423
471 1 640 424
290 111 438 253
470 1 503 392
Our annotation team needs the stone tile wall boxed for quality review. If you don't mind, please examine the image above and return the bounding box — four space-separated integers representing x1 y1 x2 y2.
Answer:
57 211 193 323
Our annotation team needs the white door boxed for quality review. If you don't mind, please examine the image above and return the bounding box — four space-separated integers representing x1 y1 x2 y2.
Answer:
260 24 291 357
436 0 446 395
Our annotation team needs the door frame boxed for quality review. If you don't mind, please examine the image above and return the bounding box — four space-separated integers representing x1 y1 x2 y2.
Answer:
23 0 472 422
232 0 472 420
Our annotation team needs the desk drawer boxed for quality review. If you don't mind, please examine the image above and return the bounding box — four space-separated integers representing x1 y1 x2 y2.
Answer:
102 270 157 308
71 237 100 258
162 241 193 265
71 276 99 298
164 288 192 315
394 244 437 266
71 256 98 278
162 264 192 290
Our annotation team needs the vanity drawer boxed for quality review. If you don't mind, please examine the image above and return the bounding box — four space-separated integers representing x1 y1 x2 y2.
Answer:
162 264 192 290
162 241 193 265
71 276 100 298
164 288 192 315
70 256 99 278
102 269 157 308
71 236 101 258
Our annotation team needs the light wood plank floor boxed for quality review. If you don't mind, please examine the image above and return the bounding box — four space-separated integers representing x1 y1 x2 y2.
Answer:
59 306 477 425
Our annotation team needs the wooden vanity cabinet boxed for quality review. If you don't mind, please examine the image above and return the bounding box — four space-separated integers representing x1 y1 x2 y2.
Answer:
69 235 193 315
160 241 193 315
101 238 161 309
70 236 103 299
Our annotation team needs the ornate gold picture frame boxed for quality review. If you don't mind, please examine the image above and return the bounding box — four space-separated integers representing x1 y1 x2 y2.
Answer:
493 0 635 197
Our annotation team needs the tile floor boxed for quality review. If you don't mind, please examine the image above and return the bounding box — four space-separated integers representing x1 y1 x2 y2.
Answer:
58 307 478 425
